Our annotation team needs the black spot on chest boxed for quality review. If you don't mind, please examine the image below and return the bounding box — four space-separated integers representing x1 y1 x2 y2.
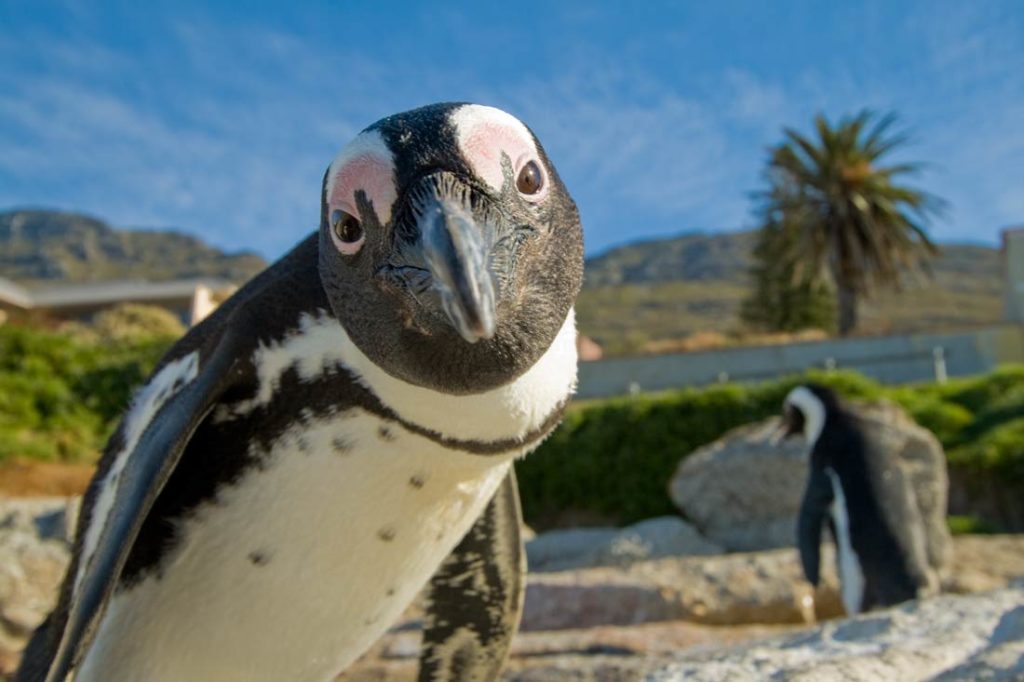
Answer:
115 317 566 587
248 550 272 567
118 363 359 586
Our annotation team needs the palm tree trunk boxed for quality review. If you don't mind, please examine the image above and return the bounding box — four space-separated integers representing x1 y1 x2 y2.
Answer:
836 280 858 336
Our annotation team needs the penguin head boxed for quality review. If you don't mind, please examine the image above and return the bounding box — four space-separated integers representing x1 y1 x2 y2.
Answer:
317 103 584 394
779 384 840 445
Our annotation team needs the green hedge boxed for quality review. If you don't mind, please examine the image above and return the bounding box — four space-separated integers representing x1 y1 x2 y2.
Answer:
0 325 173 462
516 365 1024 528
3 323 1023 531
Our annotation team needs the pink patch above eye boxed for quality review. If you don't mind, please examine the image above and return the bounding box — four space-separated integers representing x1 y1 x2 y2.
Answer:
460 122 538 192
327 153 397 224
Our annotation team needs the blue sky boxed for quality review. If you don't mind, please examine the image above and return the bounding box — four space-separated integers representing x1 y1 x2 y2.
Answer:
1 1 1022 258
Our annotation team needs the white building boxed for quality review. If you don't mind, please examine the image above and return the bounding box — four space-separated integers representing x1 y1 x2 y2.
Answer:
0 277 236 327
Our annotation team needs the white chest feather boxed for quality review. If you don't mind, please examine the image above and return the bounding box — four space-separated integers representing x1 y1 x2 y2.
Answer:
78 410 519 681
76 309 578 681
215 308 578 443
826 467 865 615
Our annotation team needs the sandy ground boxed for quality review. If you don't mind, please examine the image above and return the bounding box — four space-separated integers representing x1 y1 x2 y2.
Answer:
0 459 94 497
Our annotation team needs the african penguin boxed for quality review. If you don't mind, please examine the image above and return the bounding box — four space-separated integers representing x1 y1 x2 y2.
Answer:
18 103 584 682
779 384 935 615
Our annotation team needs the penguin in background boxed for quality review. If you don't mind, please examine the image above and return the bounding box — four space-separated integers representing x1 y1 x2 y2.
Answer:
779 384 936 615
18 103 584 681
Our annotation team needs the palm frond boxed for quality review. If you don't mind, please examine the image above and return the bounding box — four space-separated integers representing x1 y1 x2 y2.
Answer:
759 109 943 311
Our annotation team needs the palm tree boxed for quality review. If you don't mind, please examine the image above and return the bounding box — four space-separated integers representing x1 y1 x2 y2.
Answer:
740 218 836 333
760 111 943 336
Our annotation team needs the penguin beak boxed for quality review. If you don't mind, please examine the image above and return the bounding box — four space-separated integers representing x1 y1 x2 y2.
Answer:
771 405 805 445
418 196 498 343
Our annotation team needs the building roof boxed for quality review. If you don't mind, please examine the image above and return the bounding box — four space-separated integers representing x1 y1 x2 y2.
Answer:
0 278 235 310
0 277 33 308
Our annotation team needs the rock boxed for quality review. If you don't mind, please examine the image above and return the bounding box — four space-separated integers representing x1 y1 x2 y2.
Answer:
944 534 1024 594
340 617 797 681
526 516 722 572
0 497 76 677
526 527 619 571
345 580 1024 680
521 547 845 631
520 534 1024 632
521 533 1023 633
670 401 953 580
645 585 1024 681
0 497 80 545
669 418 809 552
1 491 1018 679
589 517 723 568
859 400 952 582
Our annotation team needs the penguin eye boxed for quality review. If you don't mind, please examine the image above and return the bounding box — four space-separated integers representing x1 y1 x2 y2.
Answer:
516 160 544 196
330 209 365 255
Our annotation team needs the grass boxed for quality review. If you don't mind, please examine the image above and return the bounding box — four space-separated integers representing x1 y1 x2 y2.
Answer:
577 270 1002 356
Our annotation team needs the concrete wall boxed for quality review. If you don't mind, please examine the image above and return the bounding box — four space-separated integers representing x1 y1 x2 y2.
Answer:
576 324 1024 399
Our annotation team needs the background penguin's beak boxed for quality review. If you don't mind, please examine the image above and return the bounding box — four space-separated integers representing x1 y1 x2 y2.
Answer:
770 405 806 444
419 196 497 343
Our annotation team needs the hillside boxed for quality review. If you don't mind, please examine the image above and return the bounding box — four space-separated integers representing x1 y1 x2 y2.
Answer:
0 210 1004 356
584 231 759 286
579 231 1003 354
0 209 268 286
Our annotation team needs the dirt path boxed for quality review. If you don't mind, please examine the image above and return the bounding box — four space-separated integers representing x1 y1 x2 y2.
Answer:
0 459 94 497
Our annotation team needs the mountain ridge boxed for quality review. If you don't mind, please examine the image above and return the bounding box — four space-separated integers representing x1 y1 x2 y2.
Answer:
0 209 1004 354
579 230 1002 353
0 209 269 286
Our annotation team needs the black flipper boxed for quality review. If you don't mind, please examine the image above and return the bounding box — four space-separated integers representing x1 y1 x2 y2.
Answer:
418 469 525 682
797 465 835 586
20 323 245 682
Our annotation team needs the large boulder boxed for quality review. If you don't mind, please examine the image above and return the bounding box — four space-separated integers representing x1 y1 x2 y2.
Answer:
521 547 844 631
858 401 952 579
0 497 77 676
526 516 722 572
669 401 953 580
522 535 1024 632
645 583 1024 681
668 419 807 552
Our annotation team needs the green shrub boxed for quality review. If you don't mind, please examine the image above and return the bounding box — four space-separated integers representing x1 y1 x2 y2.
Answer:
75 303 187 343
519 367 1024 528
946 515 999 535
517 370 886 527
948 417 1024 483
0 324 174 462
940 365 1024 414
887 388 974 446
4 316 1024 532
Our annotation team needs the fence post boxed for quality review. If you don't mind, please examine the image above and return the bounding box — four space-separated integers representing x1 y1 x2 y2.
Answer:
933 347 948 384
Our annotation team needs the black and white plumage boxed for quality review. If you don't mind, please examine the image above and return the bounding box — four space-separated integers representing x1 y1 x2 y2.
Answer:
780 385 935 615
18 103 584 681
